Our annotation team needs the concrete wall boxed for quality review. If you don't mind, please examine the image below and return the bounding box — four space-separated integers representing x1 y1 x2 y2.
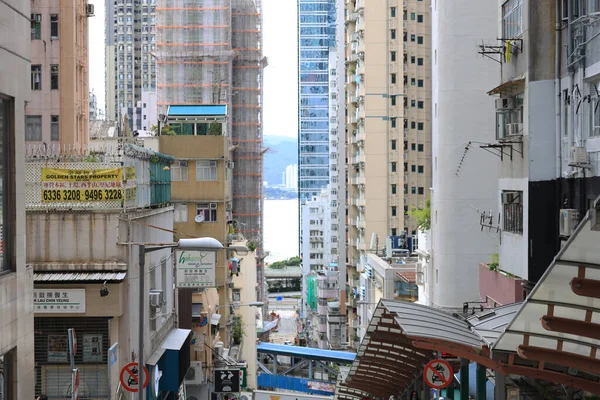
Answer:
431 0 500 307
478 264 524 306
0 0 36 394
231 244 257 389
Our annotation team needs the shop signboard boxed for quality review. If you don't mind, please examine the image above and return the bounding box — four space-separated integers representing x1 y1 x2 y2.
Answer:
213 369 241 393
175 250 217 288
34 289 85 313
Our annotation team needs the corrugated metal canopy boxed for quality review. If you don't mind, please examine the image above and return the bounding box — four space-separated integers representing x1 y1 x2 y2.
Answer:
34 271 127 282
382 299 483 349
167 105 227 117
344 300 435 398
492 196 600 384
467 302 521 347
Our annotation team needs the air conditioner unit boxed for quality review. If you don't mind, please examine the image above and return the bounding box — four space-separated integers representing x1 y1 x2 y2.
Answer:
501 191 520 204
184 362 204 385
570 146 589 164
495 98 514 110
177 161 188 167
32 14 41 22
149 290 164 308
86 4 95 16
226 161 234 169
209 161 217 167
559 209 580 236
506 123 523 136
209 202 217 210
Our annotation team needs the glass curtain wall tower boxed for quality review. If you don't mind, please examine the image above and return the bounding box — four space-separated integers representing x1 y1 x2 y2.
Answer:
298 0 337 203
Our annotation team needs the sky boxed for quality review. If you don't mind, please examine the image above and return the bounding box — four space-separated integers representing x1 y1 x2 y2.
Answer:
88 0 298 139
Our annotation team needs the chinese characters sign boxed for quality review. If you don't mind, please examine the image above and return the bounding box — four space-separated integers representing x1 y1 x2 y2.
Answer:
40 167 129 203
175 250 216 288
33 289 86 313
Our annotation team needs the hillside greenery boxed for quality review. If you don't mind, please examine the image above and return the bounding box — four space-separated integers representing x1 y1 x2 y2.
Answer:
268 256 301 269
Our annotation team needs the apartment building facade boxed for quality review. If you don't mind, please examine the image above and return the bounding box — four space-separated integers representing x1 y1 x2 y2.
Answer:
104 0 156 124
344 0 431 342
481 0 600 304
0 0 36 395
155 0 266 312
28 0 91 147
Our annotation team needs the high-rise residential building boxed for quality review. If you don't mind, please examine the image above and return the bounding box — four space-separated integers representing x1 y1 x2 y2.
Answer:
104 0 157 125
284 164 298 190
344 0 432 344
27 0 91 147
300 0 347 349
298 0 337 202
155 0 266 308
89 91 98 121
0 0 36 395
420 0 499 307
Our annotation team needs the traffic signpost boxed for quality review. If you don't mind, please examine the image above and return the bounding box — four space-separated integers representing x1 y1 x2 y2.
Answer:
71 368 79 400
424 359 453 389
120 362 150 393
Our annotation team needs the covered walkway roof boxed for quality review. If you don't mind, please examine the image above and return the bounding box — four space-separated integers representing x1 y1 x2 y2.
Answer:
256 343 355 364
491 196 600 394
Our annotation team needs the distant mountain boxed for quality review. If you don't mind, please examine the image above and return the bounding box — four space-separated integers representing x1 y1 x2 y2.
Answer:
264 135 298 187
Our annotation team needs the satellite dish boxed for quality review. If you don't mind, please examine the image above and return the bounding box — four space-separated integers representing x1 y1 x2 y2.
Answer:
195 212 205 223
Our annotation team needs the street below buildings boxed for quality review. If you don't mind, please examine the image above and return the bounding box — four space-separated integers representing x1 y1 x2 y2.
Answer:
267 292 300 346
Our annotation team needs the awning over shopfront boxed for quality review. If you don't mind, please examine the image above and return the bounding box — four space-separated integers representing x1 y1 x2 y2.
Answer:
492 196 600 394
33 271 127 282
147 328 192 394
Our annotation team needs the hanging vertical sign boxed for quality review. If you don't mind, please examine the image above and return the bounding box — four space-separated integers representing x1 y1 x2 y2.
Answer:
175 250 217 288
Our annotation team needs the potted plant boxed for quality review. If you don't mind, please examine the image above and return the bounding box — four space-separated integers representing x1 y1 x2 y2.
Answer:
232 315 245 344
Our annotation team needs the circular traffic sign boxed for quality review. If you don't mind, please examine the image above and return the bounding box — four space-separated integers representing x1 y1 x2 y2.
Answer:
423 359 453 389
120 362 150 392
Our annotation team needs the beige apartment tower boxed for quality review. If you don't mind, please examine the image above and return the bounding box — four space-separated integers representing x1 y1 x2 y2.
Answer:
27 0 91 147
345 0 431 345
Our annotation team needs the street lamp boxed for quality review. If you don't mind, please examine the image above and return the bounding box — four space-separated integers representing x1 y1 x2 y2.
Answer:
137 237 223 400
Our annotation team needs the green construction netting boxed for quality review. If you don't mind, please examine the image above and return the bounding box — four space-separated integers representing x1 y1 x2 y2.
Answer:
307 275 318 311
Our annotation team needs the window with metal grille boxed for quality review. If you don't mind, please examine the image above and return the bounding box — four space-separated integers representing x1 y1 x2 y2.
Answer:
50 14 58 39
31 65 42 90
50 115 59 141
34 317 110 398
25 116 42 141
50 65 59 90
503 202 523 234
31 14 41 39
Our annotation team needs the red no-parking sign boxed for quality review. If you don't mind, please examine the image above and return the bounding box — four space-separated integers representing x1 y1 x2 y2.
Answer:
120 362 150 392
423 359 453 389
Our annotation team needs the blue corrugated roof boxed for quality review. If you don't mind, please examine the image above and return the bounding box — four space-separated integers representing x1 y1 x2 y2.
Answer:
256 343 356 363
167 105 227 117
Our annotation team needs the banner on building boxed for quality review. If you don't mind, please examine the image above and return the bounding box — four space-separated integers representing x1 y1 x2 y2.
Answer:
40 167 130 203
34 289 86 313
175 250 217 288
307 381 336 393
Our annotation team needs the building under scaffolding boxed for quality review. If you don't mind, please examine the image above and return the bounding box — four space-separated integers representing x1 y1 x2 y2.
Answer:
156 0 266 304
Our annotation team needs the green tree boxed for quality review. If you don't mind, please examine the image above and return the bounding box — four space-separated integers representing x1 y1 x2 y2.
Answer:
208 122 223 136
407 197 431 231
232 315 245 344
150 124 176 136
